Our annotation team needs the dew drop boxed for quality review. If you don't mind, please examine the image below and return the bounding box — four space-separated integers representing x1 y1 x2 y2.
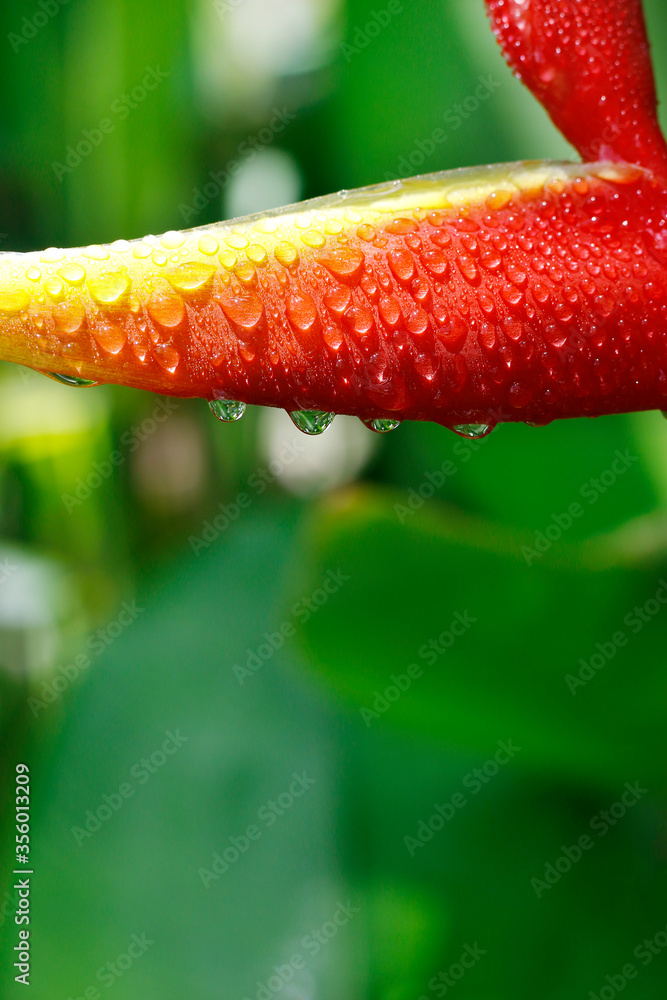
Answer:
452 424 493 439
147 290 185 328
209 398 246 422
198 234 220 255
363 418 401 433
388 249 415 283
40 247 65 263
47 372 98 387
325 285 352 316
53 300 85 333
82 245 110 261
92 318 127 355
133 242 153 259
25 266 41 282
246 244 268 265
317 246 364 282
275 242 299 267
57 261 86 285
168 262 216 293
226 234 249 250
160 231 186 250
289 410 335 435
379 296 402 329
88 271 131 305
287 292 318 334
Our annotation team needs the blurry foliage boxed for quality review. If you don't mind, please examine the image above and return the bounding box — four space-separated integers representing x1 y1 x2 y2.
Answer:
1 0 667 998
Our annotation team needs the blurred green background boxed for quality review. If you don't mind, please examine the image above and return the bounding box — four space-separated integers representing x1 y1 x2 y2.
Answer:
1 0 667 997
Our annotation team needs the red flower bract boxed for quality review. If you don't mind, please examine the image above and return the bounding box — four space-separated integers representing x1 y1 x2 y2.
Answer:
2 0 667 433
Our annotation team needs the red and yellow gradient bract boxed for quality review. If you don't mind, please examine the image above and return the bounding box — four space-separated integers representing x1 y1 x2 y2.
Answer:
1 160 666 429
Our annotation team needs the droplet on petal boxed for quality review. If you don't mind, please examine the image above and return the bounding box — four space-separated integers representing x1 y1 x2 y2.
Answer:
168 263 216 294
317 247 364 283
88 271 131 305
209 399 247 422
363 418 401 433
289 410 335 435
147 290 186 329
47 372 98 387
451 424 494 439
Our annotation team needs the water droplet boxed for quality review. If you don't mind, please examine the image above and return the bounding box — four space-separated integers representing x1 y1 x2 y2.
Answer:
235 262 256 285
88 271 131 305
388 249 415 283
168 262 216 293
325 285 352 316
287 292 318 334
53 300 85 333
25 266 41 282
40 247 65 263
363 418 401 433
246 244 268 265
224 233 248 249
452 424 493 439
82 245 110 260
209 398 246 422
57 261 86 285
219 249 238 271
275 242 299 267
379 296 402 328
421 249 448 275
44 278 64 301
152 250 168 267
385 217 418 235
356 224 375 242
160 231 186 250
217 289 264 329
289 410 335 435
317 246 364 282
92 318 127 355
198 234 220 255
132 242 153 259
458 256 479 284
147 290 185 328
47 372 98 387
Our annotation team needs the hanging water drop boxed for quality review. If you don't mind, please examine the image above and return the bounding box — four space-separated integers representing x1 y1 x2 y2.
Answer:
46 372 99 387
289 410 335 435
363 418 401 434
208 399 247 422
451 423 494 439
